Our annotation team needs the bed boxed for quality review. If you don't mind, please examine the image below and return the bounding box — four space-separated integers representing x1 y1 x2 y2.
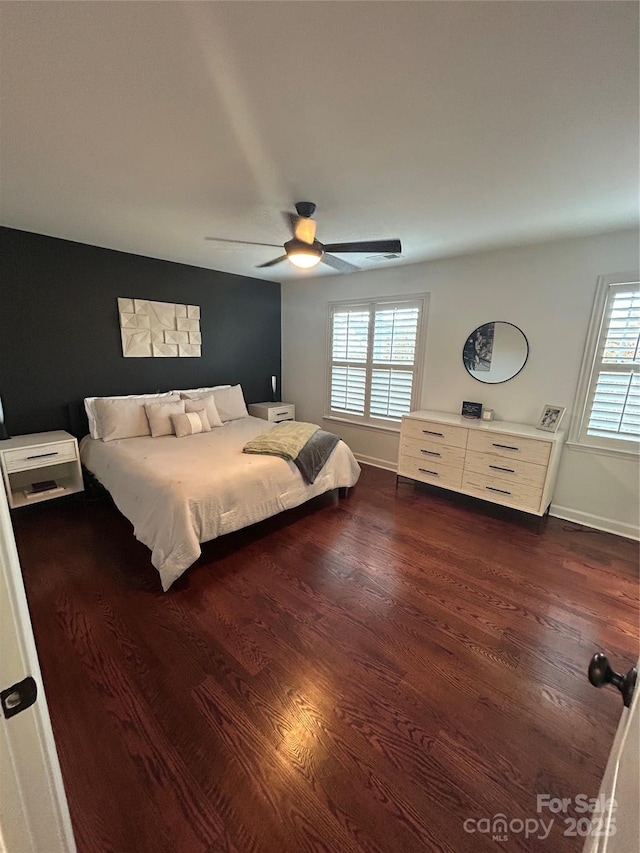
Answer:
80 415 360 590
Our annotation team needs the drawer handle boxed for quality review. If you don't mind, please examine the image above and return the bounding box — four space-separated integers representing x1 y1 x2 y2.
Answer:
275 411 289 416
25 452 59 460
422 430 443 437
486 485 511 495
419 468 439 477
492 443 519 451
489 464 515 473
420 449 441 457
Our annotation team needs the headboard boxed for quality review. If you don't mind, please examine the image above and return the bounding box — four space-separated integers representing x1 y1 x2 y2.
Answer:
67 401 90 440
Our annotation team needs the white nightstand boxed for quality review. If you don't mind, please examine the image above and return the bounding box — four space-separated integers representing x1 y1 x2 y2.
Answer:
0 430 84 509
248 402 295 423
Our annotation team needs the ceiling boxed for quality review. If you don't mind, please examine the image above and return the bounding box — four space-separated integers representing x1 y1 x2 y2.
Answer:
1 1 638 281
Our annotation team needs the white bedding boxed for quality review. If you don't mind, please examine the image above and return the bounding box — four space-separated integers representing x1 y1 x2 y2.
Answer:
80 416 360 590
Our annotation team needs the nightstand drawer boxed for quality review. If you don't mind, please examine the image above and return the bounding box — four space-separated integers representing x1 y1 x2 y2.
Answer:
248 402 295 422
3 440 78 472
267 404 295 422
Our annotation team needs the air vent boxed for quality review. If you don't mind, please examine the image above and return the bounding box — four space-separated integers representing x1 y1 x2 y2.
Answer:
366 253 403 262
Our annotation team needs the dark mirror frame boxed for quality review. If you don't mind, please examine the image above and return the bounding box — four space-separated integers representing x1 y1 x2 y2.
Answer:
462 321 529 385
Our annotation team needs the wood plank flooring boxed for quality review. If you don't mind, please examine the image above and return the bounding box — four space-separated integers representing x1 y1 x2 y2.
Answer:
13 464 639 853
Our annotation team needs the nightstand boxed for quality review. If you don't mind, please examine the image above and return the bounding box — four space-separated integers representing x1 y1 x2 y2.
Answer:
0 430 84 508
248 402 295 423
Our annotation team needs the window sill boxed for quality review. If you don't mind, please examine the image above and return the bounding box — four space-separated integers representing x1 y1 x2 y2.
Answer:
564 440 640 462
323 415 401 436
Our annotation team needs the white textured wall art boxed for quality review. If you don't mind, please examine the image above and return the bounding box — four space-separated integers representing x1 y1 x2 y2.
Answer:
118 298 201 358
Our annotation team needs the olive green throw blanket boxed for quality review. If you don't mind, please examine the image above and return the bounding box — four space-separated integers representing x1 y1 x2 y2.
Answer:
243 421 341 484
244 421 319 459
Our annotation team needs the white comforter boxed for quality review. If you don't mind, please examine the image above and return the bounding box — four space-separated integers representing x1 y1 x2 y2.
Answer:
80 416 360 590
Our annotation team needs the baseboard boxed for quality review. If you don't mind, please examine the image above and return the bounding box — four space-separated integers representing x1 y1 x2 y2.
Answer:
550 504 639 541
354 453 397 473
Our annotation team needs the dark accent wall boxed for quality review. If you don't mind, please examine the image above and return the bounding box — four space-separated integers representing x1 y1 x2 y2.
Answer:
0 227 281 436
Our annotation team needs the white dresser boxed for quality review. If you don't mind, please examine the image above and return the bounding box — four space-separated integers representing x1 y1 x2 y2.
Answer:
398 410 565 517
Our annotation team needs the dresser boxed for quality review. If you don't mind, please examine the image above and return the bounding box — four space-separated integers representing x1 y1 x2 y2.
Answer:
398 410 565 517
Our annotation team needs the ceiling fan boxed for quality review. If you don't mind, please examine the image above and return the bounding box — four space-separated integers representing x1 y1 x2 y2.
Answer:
205 202 401 272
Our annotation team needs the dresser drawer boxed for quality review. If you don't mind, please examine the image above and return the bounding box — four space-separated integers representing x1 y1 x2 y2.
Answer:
467 430 551 466
464 449 547 490
461 470 543 513
3 440 78 472
399 454 463 490
402 418 468 449
401 436 465 469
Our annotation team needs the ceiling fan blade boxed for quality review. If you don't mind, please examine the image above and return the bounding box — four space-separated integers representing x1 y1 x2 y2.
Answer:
205 237 282 248
281 211 298 237
256 255 288 268
295 217 316 245
323 239 402 254
322 253 359 273
281 210 316 244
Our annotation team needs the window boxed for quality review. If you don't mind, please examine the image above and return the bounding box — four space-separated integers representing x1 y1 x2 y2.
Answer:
571 274 640 455
327 295 428 427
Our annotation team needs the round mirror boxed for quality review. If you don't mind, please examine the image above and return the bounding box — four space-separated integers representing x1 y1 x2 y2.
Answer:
462 322 529 384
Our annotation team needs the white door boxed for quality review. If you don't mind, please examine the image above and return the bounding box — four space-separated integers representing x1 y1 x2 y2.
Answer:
583 660 639 853
0 482 76 852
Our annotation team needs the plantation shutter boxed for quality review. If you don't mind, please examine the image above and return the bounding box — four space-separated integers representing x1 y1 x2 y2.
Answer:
329 299 425 424
330 308 370 416
583 284 640 443
370 305 420 419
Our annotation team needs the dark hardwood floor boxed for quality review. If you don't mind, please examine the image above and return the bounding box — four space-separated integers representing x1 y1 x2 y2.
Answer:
13 464 639 853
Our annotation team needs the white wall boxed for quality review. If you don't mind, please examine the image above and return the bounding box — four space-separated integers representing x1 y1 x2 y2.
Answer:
282 228 639 539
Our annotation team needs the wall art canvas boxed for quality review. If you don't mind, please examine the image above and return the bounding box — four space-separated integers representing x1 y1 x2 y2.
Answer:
118 298 201 358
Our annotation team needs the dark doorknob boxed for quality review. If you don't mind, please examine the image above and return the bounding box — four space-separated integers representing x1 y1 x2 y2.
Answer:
588 653 637 708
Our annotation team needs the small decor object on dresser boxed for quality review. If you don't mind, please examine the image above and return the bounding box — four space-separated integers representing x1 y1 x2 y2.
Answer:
537 404 566 433
461 401 483 419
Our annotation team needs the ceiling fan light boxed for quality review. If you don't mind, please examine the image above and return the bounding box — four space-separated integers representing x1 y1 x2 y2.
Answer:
288 250 322 269
285 238 322 269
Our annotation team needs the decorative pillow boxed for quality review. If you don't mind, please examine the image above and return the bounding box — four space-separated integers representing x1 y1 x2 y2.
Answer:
212 384 248 422
94 398 156 442
173 384 231 398
184 394 224 428
171 410 212 438
144 399 186 437
84 392 176 439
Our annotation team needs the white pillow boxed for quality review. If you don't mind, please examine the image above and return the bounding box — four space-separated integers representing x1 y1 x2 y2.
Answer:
184 395 224 428
94 398 154 442
171 410 212 438
172 384 231 397
144 400 186 437
84 392 176 439
213 385 248 422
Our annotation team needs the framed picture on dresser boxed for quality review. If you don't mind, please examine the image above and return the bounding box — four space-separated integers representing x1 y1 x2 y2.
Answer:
537 404 566 433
